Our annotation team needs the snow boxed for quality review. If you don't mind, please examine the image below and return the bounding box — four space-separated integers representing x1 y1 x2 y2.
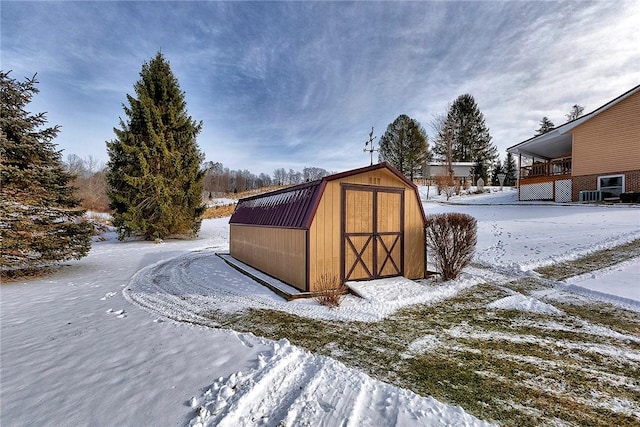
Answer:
487 293 564 315
189 339 486 427
401 334 442 359
561 257 640 307
126 256 485 323
2 187 639 426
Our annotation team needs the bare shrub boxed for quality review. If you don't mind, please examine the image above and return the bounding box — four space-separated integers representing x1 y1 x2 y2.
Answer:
425 213 477 281
66 155 110 212
314 274 347 307
434 175 456 200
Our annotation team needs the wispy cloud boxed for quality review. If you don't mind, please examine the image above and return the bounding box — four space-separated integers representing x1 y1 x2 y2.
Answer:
2 1 638 175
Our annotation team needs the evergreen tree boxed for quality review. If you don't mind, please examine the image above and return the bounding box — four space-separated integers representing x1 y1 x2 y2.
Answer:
504 152 517 186
0 71 92 272
566 104 585 121
106 53 205 240
430 112 450 163
491 159 504 186
435 94 497 179
536 116 555 135
378 114 430 180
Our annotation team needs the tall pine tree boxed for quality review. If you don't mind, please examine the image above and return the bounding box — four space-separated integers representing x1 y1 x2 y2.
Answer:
1 71 92 273
378 114 430 180
434 94 497 183
106 53 205 240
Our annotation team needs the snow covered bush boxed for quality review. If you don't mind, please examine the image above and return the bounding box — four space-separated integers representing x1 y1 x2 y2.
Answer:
425 213 477 281
314 274 346 307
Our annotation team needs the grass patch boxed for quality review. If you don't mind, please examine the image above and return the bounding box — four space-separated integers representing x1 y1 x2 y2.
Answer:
555 301 640 337
203 279 640 426
198 242 640 426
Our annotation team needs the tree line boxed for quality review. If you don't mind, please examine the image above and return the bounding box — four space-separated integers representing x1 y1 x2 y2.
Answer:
202 163 330 195
377 94 584 188
60 156 330 210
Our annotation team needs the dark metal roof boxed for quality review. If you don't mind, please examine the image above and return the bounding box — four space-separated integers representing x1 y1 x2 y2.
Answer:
229 180 323 228
229 162 427 228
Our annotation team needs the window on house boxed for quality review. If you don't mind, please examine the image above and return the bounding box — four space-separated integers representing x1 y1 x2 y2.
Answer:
598 174 624 198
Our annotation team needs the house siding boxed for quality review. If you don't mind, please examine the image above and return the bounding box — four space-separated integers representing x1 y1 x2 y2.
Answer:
571 91 640 177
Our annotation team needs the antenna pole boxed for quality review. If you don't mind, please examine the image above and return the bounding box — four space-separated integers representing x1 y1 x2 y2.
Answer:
363 127 378 166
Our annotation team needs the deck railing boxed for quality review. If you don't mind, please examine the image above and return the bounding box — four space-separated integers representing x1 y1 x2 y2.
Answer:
520 158 572 178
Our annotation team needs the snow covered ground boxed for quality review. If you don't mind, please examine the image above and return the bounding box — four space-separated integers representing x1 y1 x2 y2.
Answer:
1 187 639 426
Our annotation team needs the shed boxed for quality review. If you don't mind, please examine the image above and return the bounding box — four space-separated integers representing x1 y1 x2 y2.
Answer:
229 162 427 292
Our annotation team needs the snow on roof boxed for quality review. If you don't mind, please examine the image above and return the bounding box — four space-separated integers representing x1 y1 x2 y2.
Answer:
229 180 322 228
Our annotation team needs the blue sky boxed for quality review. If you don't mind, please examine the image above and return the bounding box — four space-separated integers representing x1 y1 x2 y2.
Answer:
2 1 639 176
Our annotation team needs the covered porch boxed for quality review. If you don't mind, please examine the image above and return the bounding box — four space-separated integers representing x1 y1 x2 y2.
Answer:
508 127 575 202
510 128 573 180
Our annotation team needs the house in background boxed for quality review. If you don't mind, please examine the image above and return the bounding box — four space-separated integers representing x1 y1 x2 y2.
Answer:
421 162 474 186
228 162 427 292
507 84 639 202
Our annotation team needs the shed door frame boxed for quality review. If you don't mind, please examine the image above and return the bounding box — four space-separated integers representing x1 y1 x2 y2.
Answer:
341 184 405 283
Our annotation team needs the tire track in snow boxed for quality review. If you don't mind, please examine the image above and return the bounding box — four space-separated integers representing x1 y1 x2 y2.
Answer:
215 344 320 426
124 251 288 326
189 340 494 427
345 375 384 427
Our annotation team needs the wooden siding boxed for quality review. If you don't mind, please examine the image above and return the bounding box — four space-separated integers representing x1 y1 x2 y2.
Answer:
403 185 426 279
229 225 307 291
308 168 425 291
571 90 640 177
308 180 342 290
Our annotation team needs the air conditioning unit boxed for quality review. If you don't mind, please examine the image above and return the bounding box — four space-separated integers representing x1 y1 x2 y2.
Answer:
579 190 602 202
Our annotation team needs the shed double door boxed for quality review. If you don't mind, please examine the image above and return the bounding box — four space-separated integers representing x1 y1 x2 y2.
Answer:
342 185 404 282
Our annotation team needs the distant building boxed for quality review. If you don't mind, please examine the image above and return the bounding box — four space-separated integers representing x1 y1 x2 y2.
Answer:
419 162 474 185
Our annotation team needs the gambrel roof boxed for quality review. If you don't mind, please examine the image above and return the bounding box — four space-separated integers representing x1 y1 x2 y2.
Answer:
229 162 425 229
229 180 322 228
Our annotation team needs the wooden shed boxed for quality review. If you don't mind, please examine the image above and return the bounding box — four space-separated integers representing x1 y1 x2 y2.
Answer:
229 162 427 292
